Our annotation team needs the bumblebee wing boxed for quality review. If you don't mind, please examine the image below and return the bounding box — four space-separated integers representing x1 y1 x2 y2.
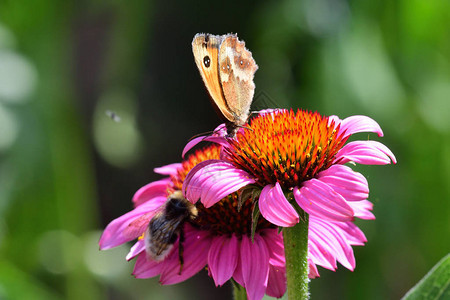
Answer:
145 214 185 261
122 211 153 239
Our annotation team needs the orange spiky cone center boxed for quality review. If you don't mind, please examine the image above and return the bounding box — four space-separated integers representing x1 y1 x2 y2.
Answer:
225 109 348 189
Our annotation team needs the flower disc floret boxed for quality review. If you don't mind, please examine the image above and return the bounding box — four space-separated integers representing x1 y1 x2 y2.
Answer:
226 109 348 189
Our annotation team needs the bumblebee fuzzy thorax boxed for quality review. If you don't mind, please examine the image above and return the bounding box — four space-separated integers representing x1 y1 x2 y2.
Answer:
145 191 197 261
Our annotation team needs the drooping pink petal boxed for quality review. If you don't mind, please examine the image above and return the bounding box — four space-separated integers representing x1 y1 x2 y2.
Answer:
239 235 270 300
331 221 367 246
99 198 166 250
330 115 384 138
335 140 397 165
308 230 337 270
261 229 285 267
348 200 375 220
309 217 356 270
182 160 255 208
308 260 320 278
266 263 286 298
159 225 211 285
259 183 299 227
132 179 171 206
154 163 182 176
232 255 244 288
126 239 145 261
294 179 354 222
132 252 165 278
261 229 286 298
317 165 369 201
208 234 239 286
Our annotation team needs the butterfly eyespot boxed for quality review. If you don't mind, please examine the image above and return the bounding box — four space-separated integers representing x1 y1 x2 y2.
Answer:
203 56 211 68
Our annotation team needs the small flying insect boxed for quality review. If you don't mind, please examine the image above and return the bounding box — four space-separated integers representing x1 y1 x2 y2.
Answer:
105 110 121 122
145 191 198 274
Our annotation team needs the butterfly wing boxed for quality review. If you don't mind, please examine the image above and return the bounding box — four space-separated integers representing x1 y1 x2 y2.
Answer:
218 35 258 126
192 33 235 122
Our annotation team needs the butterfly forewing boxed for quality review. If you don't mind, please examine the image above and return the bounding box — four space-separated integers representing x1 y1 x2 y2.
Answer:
192 34 235 122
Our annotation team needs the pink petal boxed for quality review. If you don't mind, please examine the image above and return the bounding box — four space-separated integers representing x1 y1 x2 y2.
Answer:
331 221 367 246
239 235 270 300
208 234 239 286
261 229 285 266
308 230 337 270
154 163 182 176
317 165 369 201
132 252 164 278
99 198 166 250
127 239 145 261
132 179 170 206
256 108 285 116
259 183 299 227
333 115 384 138
294 179 354 222
309 217 356 270
266 264 286 298
335 140 397 165
232 256 244 288
348 200 375 220
159 225 211 285
182 136 208 157
182 160 255 208
182 124 228 157
308 260 320 278
262 230 286 298
203 136 230 147
121 211 153 240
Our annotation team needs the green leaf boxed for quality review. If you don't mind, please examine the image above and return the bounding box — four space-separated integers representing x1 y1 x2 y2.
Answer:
250 202 260 243
402 253 450 300
238 187 254 212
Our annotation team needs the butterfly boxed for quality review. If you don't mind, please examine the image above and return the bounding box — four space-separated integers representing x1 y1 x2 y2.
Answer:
192 33 258 136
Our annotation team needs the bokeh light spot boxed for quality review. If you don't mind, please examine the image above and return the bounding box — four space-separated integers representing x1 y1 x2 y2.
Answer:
83 231 130 280
0 51 37 103
93 88 142 168
38 230 80 274
0 104 18 151
418 79 450 133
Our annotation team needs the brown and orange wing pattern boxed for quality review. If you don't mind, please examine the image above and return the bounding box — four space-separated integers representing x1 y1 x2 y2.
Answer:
192 33 234 122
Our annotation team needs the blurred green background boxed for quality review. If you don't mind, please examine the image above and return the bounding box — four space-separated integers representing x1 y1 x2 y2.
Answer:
0 0 448 299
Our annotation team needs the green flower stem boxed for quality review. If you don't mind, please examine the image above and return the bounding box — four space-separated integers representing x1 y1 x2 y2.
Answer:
283 211 310 300
232 280 247 300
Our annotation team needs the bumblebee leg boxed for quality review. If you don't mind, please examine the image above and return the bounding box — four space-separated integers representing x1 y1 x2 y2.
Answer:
178 228 185 275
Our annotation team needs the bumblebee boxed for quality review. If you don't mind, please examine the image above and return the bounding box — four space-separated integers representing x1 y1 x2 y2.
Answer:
145 191 198 272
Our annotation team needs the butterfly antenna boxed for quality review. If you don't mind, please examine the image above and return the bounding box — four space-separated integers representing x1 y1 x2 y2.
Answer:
248 110 261 118
236 124 253 132
188 130 214 141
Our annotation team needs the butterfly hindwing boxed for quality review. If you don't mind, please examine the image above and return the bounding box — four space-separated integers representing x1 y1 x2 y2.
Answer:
218 35 258 126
